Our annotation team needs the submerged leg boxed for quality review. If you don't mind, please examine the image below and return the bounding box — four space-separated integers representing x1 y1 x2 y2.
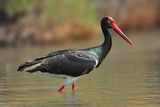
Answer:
57 85 65 92
57 76 78 92
72 82 75 92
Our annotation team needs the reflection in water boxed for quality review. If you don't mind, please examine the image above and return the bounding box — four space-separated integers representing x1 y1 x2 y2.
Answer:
63 93 77 107
0 33 160 107
62 93 90 107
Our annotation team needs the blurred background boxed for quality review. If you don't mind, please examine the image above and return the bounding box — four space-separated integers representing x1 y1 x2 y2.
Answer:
0 0 160 107
0 0 159 46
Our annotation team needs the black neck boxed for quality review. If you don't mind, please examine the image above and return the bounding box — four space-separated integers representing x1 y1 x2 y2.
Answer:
99 22 112 61
86 18 112 67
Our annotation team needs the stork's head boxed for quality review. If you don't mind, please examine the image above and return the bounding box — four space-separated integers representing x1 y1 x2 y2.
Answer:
101 16 133 46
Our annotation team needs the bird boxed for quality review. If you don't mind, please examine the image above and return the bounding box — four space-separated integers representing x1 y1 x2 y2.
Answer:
17 16 133 92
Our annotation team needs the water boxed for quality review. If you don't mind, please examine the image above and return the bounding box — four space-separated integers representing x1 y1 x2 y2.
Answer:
0 31 160 107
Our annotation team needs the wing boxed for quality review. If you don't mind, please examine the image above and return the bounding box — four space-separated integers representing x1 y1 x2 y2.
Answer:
33 49 73 61
18 49 73 71
41 51 97 77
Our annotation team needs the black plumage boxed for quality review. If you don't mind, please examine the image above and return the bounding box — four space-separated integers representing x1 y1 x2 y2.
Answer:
17 16 133 92
18 49 97 77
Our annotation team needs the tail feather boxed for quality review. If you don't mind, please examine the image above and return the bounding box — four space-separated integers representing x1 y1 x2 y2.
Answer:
17 60 42 72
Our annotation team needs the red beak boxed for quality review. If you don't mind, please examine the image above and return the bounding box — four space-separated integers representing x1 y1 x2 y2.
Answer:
111 20 133 45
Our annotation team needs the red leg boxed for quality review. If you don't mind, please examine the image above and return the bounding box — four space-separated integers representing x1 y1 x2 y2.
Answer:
72 83 75 92
57 85 65 92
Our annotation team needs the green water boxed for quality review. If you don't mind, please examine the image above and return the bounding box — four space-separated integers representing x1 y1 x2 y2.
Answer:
0 31 160 107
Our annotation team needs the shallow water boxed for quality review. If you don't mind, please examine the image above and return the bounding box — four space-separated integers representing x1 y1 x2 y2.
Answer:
0 31 160 107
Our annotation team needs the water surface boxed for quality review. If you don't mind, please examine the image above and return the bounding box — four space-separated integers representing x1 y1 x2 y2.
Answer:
0 31 160 107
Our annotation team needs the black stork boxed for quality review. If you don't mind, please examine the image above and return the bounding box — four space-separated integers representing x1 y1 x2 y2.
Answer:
17 16 133 92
